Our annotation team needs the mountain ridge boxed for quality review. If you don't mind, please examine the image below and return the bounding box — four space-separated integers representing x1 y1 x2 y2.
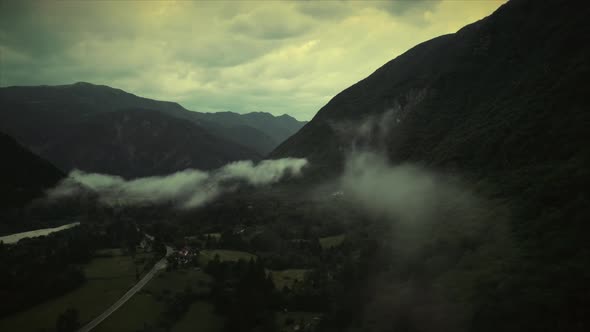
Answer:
271 0 589 175
0 83 307 177
0 82 306 156
37 108 263 178
269 0 590 329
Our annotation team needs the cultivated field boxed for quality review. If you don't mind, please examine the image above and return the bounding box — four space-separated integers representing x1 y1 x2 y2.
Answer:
171 301 223 332
319 234 346 249
269 269 310 289
94 269 216 332
198 249 257 264
0 248 152 331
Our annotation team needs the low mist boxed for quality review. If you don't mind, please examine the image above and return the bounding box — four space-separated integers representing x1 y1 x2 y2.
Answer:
341 147 489 222
48 157 308 209
332 110 511 329
335 109 500 253
339 150 489 255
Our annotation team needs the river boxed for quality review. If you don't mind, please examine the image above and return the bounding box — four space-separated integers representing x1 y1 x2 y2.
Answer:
0 222 81 244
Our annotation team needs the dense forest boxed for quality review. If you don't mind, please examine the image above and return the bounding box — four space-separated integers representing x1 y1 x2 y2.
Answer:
0 221 147 318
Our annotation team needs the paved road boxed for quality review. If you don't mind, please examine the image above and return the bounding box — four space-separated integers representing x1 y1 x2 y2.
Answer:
76 245 173 332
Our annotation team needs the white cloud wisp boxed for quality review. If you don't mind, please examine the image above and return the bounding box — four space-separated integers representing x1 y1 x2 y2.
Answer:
48 157 308 209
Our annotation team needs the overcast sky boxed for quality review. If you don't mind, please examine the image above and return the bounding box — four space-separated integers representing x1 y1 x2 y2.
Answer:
0 0 505 120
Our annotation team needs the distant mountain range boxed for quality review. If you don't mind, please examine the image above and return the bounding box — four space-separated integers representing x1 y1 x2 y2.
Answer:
0 82 306 177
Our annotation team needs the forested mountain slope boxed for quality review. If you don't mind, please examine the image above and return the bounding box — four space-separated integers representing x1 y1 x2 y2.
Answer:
14 108 261 178
271 0 590 330
0 132 64 208
0 83 305 175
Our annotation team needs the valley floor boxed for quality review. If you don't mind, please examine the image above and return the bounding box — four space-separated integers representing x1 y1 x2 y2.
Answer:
0 248 153 331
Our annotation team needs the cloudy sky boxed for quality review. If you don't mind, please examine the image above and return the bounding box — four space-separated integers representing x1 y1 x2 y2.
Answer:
0 0 505 120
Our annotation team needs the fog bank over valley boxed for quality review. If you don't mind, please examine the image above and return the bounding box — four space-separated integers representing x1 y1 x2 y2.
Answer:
47 157 308 209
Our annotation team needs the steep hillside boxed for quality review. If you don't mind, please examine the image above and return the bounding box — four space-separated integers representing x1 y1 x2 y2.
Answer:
272 0 589 177
0 132 64 209
193 111 307 149
271 0 590 330
216 125 278 156
27 108 261 178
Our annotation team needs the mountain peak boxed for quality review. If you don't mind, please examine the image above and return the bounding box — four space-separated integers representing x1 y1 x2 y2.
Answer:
72 81 95 86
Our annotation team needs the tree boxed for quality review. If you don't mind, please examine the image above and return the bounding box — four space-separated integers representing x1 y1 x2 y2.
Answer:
128 241 137 258
56 308 80 332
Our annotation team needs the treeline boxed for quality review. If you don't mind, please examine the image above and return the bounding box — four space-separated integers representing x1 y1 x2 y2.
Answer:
202 236 371 332
0 226 94 317
0 221 143 317
206 257 279 332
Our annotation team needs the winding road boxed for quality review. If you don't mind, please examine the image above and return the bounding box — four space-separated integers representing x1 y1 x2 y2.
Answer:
76 245 173 332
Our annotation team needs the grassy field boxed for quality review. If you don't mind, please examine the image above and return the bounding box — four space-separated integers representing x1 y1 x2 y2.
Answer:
93 292 163 332
0 248 151 331
198 249 257 265
204 232 221 239
319 234 346 249
95 248 124 256
171 301 223 332
94 269 214 332
146 269 212 296
269 269 310 290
